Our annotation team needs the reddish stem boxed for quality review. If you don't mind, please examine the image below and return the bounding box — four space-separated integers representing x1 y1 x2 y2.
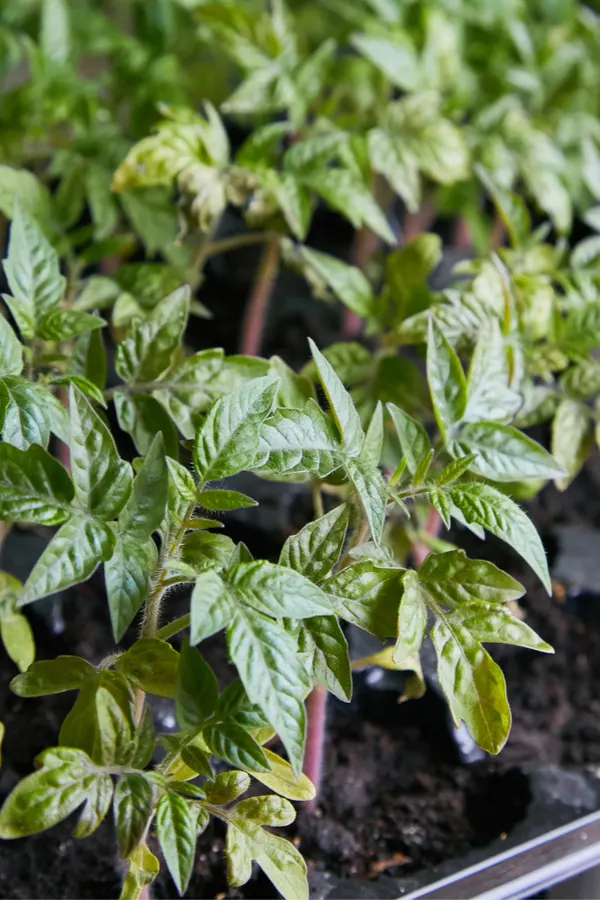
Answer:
451 216 472 251
303 683 327 807
490 212 506 249
412 508 443 568
57 388 71 472
239 238 280 357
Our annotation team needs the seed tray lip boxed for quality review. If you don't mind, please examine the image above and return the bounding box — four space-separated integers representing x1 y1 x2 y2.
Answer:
402 808 600 900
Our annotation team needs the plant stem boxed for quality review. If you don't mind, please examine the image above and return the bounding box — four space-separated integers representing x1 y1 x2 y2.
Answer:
239 237 280 356
311 480 324 519
192 230 278 283
204 231 277 259
412 507 442 568
156 614 190 641
303 684 327 808
133 501 196 724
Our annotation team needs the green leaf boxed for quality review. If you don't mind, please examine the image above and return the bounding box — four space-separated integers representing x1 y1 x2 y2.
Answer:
3 205 65 339
300 169 395 244
279 504 349 583
105 536 156 642
121 843 160 900
115 287 190 384
115 394 180 461
551 399 592 491
346 458 387 545
150 348 225 440
323 562 402 639
156 792 197 896
385 235 442 320
115 639 180 698
451 422 565 482
308 338 364 456
190 569 232 645
361 402 384 468
351 32 418 90
428 486 451 528
51 375 106 409
204 771 250 805
120 434 168 541
448 483 550 592
0 443 73 525
198 489 257 511
204 721 269 772
227 561 335 618
176 638 218 732
297 615 352 702
21 515 115 605
181 745 213 779
10 655 96 696
223 803 308 900
1 377 68 450
131 705 156 769
181 531 236 574
0 604 34 673
194 376 278 482
246 747 315 801
263 171 311 240
583 138 600 202
464 320 521 424
41 0 71 64
114 774 154 860
70 386 132 520
298 246 374 317
475 165 531 248
386 403 431 476
69 329 107 391
36 309 105 341
256 402 342 478
394 571 428 665
436 455 477 486
432 615 511 754
227 608 310 776
60 670 135 767
0 747 112 839
232 795 296 827
427 320 466 438
367 128 420 213
0 168 53 232
561 363 600 400
0 317 23 376
418 550 524 606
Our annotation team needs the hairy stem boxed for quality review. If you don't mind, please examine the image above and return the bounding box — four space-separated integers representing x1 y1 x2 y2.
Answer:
134 501 196 724
239 237 280 356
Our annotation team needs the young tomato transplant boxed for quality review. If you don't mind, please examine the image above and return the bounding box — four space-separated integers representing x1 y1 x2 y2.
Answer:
0 207 558 899
1 0 600 897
